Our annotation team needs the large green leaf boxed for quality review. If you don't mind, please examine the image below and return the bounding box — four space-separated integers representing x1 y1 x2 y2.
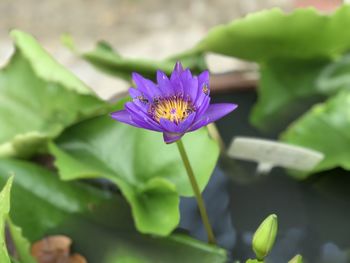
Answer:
50 115 219 235
0 159 107 240
281 90 350 174
196 5 350 61
82 41 206 81
0 177 13 263
252 54 350 130
0 160 226 263
11 30 93 95
0 30 110 158
195 6 350 130
250 59 329 130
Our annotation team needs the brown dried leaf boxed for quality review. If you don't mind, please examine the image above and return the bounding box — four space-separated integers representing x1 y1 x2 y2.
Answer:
31 235 87 263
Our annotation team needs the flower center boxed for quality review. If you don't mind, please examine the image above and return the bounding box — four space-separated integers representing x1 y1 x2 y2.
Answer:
151 97 194 124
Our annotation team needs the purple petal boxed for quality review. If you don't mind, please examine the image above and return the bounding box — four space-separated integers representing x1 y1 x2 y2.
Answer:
174 61 184 73
169 72 183 95
195 88 209 105
184 76 199 102
112 108 159 131
163 132 184 144
110 110 142 128
190 70 209 109
171 77 184 96
180 68 191 80
125 102 162 131
128 87 142 99
177 112 196 132
190 103 238 131
170 62 185 84
157 70 173 97
132 72 161 99
132 117 162 132
198 70 210 92
125 101 148 116
128 88 150 114
189 119 207 132
157 70 169 85
195 95 210 117
177 69 193 97
159 118 182 133
132 99 149 114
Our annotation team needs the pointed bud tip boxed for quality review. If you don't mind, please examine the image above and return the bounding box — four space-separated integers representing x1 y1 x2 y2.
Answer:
288 254 303 263
270 214 277 219
252 214 278 261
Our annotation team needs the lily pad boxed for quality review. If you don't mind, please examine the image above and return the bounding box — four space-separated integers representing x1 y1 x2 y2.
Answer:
0 30 110 158
196 6 350 61
252 54 350 130
82 41 206 81
50 115 219 235
282 90 350 173
0 160 226 263
0 159 107 240
195 6 350 130
250 59 329 130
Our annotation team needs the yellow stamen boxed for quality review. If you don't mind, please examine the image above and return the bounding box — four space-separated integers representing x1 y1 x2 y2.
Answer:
153 97 193 124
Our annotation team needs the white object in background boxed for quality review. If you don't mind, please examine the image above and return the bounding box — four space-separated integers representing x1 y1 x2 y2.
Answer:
227 137 324 174
205 53 258 74
66 59 130 101
0 41 14 68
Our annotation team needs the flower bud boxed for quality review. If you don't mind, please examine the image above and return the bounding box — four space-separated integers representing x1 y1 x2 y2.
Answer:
288 254 303 263
245 259 262 263
252 214 278 261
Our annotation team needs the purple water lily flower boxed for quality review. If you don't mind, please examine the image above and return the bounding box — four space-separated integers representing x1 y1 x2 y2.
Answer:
111 62 237 144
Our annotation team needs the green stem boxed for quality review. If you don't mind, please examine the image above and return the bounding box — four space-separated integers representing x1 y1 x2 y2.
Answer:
176 139 216 244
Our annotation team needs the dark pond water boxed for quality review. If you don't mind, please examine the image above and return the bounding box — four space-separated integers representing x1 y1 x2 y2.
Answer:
179 90 350 263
